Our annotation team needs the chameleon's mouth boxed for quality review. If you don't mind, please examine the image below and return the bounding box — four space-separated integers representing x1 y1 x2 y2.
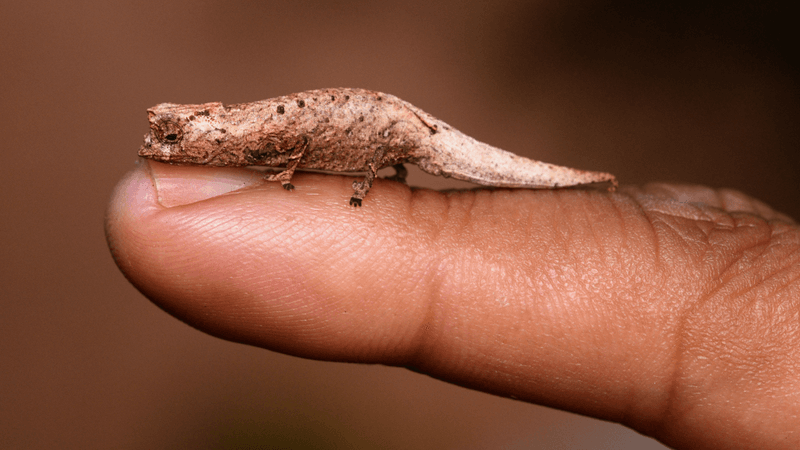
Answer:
138 135 180 162
138 143 169 161
138 149 184 163
138 142 201 165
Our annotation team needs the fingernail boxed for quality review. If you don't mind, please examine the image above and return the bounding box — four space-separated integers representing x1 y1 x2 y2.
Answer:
141 159 264 207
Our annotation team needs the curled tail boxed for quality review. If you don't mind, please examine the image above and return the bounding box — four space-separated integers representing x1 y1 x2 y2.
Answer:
415 127 617 191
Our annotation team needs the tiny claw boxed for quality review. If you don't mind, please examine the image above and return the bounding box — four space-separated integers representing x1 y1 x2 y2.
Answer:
282 183 295 191
349 197 362 207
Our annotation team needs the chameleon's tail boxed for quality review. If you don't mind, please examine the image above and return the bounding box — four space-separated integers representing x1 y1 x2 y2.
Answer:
416 128 617 190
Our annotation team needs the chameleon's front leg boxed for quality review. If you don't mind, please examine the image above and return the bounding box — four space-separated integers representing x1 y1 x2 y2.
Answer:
385 164 408 184
264 136 309 191
350 146 387 207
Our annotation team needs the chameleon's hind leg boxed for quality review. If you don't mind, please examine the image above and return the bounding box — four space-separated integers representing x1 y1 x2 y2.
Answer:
350 146 387 207
264 136 308 191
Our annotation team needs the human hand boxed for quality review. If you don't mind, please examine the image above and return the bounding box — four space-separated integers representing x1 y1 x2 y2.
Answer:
106 160 800 450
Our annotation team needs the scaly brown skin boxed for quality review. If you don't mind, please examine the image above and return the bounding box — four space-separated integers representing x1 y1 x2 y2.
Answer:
139 88 617 206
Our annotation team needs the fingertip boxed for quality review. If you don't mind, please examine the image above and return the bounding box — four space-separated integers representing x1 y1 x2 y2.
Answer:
105 159 161 239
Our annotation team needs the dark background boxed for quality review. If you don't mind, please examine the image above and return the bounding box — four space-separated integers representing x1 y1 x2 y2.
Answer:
2 1 797 448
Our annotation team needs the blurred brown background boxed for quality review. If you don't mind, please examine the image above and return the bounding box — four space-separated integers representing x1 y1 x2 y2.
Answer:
2 1 797 448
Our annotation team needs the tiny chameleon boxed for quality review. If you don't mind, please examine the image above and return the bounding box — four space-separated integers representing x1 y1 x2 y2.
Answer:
139 88 617 206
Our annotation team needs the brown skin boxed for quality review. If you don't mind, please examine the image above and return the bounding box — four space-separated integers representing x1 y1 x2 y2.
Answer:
106 161 800 450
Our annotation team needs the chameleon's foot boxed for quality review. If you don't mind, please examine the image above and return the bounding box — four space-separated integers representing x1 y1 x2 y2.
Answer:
608 177 618 192
351 180 369 206
265 171 296 191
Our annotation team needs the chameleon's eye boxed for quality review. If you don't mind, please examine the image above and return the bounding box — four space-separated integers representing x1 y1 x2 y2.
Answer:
153 118 183 144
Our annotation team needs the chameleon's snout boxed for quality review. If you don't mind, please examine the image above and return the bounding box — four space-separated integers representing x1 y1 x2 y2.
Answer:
138 135 170 161
138 135 157 158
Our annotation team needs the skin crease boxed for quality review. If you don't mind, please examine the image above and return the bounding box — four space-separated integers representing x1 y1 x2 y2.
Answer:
106 160 800 450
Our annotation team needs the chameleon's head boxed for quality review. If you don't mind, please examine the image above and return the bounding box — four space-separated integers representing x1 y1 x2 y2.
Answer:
139 102 228 164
